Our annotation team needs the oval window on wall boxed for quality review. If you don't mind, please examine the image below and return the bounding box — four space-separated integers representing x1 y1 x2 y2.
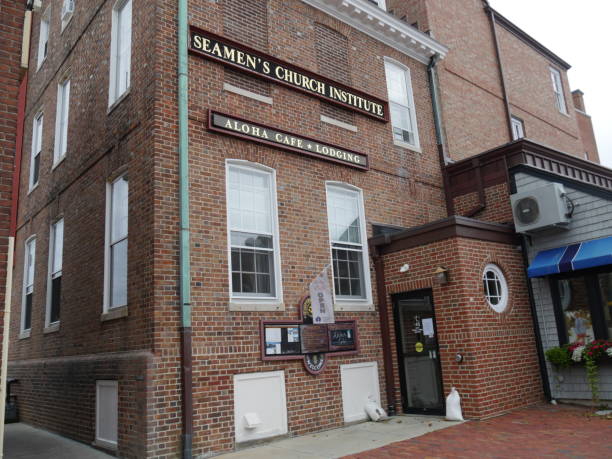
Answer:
482 264 509 313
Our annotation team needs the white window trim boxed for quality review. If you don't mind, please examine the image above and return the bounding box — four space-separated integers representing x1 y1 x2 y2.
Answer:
325 181 373 312
95 380 118 450
511 116 524 140
60 0 75 33
45 218 64 330
29 111 43 192
483 263 509 313
550 67 568 115
36 7 50 71
368 0 387 11
53 78 70 167
20 235 37 338
384 57 420 151
103 174 128 315
108 0 132 107
226 160 284 311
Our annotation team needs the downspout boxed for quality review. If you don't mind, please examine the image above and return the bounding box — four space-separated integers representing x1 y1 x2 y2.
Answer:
427 55 454 217
177 0 193 457
371 244 396 415
0 3 32 456
484 2 514 141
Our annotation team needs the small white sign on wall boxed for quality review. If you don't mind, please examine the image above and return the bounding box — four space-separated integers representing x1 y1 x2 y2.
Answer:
234 371 287 443
340 362 381 423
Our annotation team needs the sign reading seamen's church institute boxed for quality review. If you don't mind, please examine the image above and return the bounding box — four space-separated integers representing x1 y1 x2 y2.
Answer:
209 111 369 170
189 27 388 122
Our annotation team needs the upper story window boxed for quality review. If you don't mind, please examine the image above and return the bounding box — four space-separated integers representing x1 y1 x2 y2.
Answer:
511 116 525 140
29 112 43 191
326 183 372 309
21 237 37 335
46 218 64 327
54 78 70 166
226 161 282 304
104 175 128 311
550 68 567 114
109 0 132 106
384 59 420 150
367 0 387 11
37 8 50 69
61 0 75 32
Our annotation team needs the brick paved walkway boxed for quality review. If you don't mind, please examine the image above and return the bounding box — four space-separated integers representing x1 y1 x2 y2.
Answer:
345 404 612 459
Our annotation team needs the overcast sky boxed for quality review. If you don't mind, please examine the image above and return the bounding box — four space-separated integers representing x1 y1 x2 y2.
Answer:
489 0 612 168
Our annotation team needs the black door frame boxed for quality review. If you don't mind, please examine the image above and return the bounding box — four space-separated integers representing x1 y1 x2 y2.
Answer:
392 288 445 415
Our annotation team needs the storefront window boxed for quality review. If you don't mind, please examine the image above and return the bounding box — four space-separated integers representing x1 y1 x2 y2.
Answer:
597 272 612 340
552 270 612 345
557 277 595 344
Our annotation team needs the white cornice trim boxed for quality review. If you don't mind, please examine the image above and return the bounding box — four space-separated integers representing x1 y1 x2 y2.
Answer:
301 0 448 64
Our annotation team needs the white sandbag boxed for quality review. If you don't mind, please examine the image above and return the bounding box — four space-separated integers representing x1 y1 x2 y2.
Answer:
445 387 464 421
365 397 387 421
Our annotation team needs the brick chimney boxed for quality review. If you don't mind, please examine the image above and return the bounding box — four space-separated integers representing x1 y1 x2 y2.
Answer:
572 89 586 112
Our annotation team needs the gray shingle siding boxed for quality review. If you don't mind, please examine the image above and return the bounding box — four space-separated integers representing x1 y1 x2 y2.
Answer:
514 169 612 402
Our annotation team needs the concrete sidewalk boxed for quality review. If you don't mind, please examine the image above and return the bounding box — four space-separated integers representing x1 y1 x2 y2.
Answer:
219 415 461 458
4 423 113 459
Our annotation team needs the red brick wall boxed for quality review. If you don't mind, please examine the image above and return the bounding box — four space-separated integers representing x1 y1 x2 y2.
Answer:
9 1 157 457
382 236 543 418
0 0 24 375
150 0 446 455
453 182 513 224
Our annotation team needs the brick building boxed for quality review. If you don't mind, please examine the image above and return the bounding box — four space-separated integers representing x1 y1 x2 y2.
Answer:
2 0 604 458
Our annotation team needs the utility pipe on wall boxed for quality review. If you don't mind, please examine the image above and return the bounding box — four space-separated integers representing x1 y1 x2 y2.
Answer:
177 0 193 457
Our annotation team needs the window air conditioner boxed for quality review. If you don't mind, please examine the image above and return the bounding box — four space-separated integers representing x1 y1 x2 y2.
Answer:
510 183 571 233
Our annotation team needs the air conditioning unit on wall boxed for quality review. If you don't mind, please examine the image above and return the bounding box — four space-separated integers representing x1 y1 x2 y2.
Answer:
510 183 571 233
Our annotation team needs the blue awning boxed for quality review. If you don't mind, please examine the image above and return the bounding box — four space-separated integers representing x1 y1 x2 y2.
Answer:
527 236 612 278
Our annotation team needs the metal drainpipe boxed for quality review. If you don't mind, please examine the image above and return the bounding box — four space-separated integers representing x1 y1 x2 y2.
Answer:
485 4 514 141
427 55 454 216
177 0 193 457
0 2 32 455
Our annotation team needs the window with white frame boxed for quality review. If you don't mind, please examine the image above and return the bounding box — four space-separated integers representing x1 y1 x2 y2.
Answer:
367 0 387 10
37 8 50 69
226 162 281 301
511 116 525 140
109 0 132 105
326 184 371 304
482 264 509 313
550 68 567 114
384 60 419 149
96 380 118 448
54 79 70 165
22 237 36 334
61 0 75 31
29 112 43 190
104 175 128 311
46 218 64 326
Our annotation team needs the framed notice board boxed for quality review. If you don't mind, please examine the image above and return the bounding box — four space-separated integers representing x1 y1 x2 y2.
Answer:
260 321 303 360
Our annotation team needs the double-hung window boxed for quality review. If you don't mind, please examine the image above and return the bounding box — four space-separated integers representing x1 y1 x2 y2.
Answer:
367 0 387 10
511 116 525 140
326 183 372 309
226 161 282 306
46 218 64 327
550 68 567 114
109 0 132 105
61 0 75 31
22 237 37 335
104 175 128 311
54 79 70 165
384 60 420 150
30 112 43 190
37 9 50 69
